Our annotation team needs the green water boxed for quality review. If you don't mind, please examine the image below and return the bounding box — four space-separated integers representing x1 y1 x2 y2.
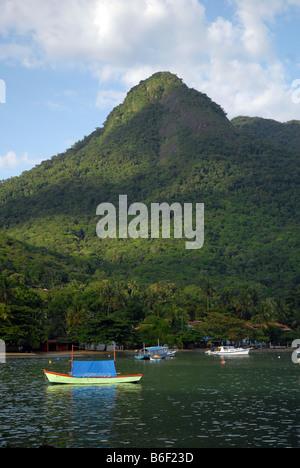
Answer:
0 351 299 448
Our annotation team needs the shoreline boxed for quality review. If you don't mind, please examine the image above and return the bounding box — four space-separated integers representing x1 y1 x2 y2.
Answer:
3 347 295 357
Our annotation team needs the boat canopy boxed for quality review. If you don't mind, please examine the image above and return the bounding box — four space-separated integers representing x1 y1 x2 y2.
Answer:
144 346 166 351
72 360 117 378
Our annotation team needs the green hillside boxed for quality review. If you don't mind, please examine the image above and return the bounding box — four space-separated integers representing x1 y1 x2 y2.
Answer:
0 72 299 349
231 116 300 154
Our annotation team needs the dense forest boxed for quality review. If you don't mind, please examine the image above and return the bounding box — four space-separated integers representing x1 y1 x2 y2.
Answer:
0 271 299 351
0 72 299 350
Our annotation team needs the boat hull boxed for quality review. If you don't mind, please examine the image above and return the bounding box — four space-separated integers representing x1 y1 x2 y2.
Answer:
210 349 251 356
150 354 163 360
135 345 168 360
44 370 143 385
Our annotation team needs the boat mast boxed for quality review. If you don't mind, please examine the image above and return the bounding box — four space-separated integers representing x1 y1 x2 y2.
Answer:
71 344 74 375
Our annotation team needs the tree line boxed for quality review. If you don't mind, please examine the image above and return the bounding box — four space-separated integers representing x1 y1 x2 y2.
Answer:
0 273 299 351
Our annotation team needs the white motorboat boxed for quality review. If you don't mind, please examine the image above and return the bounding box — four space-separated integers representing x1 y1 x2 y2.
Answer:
206 346 251 356
167 348 178 357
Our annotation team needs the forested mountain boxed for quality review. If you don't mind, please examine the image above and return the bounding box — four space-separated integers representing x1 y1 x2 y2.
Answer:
0 72 299 349
231 116 300 154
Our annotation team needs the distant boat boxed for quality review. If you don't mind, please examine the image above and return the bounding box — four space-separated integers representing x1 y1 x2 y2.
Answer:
150 348 178 360
167 348 178 357
44 347 142 385
205 346 251 356
135 345 168 360
150 354 163 361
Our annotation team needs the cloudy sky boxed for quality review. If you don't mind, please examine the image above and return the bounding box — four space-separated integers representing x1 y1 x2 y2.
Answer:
1 0 300 180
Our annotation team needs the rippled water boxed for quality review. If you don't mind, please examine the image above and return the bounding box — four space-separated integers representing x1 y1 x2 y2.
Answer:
0 351 299 448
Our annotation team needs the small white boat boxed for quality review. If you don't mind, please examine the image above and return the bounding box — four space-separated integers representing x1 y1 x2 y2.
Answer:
206 346 251 356
167 348 178 357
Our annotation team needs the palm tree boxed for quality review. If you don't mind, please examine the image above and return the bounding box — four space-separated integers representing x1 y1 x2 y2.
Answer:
0 303 12 322
98 280 117 316
0 276 15 306
219 288 235 311
203 279 215 313
251 298 277 329
66 296 89 329
164 303 188 333
235 284 254 319
127 280 143 302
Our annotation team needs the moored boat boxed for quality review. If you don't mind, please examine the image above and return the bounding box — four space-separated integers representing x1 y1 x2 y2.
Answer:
134 345 168 360
44 367 143 385
167 348 178 357
150 354 163 361
44 348 142 385
206 346 251 356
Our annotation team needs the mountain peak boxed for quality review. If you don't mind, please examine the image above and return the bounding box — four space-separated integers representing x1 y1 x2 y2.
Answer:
104 71 185 128
104 71 234 142
130 71 185 100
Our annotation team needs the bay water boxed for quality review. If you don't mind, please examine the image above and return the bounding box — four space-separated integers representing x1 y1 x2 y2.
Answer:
0 350 299 448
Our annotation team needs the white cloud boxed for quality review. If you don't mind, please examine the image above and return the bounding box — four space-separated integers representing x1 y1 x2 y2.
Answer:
231 0 300 60
0 151 18 169
0 42 40 67
96 89 126 109
0 151 43 171
0 0 300 121
0 0 207 65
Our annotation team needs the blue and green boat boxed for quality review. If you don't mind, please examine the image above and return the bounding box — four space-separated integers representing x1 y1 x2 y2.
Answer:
134 346 168 360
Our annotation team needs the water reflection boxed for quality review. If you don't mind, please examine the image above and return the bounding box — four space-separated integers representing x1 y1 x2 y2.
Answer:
43 384 116 447
43 383 142 448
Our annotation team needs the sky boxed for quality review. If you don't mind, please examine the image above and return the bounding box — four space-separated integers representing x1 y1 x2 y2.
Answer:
0 0 300 181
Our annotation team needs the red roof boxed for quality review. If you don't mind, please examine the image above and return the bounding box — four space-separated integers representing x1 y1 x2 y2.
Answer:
246 322 293 332
187 321 203 327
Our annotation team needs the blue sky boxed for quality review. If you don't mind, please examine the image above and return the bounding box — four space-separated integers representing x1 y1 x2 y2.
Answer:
1 0 300 181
